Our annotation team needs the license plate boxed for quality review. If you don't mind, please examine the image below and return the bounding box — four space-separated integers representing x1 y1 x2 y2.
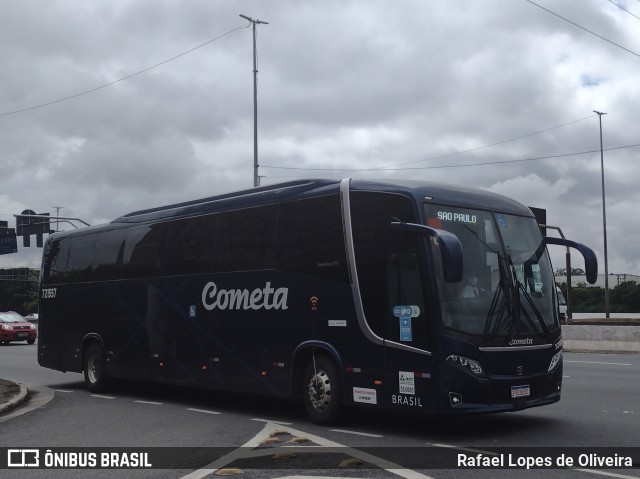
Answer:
511 385 530 398
17 333 28 338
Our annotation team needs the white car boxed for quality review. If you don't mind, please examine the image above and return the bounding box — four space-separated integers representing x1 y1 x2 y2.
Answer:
556 287 567 322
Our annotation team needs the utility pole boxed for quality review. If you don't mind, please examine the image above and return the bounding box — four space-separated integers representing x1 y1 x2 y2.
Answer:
53 206 63 232
594 110 609 318
240 14 269 187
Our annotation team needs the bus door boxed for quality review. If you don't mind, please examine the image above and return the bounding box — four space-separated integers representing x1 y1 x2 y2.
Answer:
349 190 433 410
384 239 432 412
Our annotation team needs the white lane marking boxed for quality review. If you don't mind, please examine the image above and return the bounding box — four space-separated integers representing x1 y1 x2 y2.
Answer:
181 422 434 479
429 442 499 456
134 400 163 405
53 389 74 393
90 394 115 399
565 360 631 366
331 428 383 438
274 477 368 479
572 469 640 479
250 418 292 425
186 407 221 415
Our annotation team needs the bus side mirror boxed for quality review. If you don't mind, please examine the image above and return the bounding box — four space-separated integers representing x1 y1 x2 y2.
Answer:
390 221 463 283
543 237 598 284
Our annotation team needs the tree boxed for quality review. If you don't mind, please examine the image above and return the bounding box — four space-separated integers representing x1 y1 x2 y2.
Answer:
555 268 586 276
609 281 640 312
0 270 39 315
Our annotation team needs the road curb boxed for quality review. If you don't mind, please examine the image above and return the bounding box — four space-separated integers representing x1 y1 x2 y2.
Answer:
0 381 28 416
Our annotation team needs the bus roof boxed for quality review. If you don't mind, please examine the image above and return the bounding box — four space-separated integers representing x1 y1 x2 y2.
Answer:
111 178 533 225
43 178 533 243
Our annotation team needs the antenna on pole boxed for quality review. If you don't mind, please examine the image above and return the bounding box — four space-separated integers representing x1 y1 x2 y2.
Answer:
240 14 269 188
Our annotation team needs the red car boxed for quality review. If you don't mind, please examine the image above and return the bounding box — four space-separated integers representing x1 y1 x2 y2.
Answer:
0 312 37 345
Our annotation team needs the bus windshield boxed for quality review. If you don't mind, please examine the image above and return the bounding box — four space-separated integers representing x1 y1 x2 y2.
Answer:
424 205 557 336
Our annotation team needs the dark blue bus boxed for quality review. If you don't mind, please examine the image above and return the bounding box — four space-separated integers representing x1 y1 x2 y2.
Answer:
38 178 597 424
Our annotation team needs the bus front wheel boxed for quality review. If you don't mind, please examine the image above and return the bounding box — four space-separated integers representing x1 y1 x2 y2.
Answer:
303 355 341 425
84 343 109 393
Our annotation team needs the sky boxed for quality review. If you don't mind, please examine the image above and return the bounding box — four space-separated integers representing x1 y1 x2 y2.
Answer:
1 0 639 278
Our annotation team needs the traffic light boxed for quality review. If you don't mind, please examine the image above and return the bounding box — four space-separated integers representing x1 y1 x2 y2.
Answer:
0 221 18 255
15 210 54 247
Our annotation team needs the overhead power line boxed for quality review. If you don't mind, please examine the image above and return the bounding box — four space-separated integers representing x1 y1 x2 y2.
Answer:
606 0 640 21
0 25 247 117
261 143 640 173
525 0 640 59
377 115 595 169
261 114 596 172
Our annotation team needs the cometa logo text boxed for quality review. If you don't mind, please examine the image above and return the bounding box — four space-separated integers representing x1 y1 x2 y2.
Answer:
202 281 289 311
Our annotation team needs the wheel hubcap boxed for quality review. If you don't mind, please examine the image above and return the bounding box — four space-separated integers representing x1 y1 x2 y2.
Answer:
87 355 99 383
308 369 331 412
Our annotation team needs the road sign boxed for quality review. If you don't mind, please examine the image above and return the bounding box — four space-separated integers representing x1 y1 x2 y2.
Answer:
0 232 18 255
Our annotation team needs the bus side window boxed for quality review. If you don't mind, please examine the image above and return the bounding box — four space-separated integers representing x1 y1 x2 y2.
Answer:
123 224 166 279
92 229 126 280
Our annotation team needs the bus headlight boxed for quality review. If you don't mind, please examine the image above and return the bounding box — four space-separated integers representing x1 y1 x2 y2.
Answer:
548 351 562 372
446 354 486 378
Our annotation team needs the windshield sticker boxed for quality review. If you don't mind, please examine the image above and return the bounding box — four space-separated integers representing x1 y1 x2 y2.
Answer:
393 306 419 342
436 211 478 224
399 317 412 341
496 214 508 228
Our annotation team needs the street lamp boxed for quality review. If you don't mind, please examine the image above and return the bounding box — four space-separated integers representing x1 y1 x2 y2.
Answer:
594 110 609 318
240 14 269 187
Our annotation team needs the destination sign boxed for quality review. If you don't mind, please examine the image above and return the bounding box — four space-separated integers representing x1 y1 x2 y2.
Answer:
436 211 478 224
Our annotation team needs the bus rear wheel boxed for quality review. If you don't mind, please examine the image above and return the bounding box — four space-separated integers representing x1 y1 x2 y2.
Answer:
84 343 109 393
303 355 341 425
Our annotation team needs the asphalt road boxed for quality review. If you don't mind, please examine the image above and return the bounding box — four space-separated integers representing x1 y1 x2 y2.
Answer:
0 342 638 478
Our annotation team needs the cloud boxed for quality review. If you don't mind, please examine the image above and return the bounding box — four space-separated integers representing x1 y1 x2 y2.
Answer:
1 0 639 278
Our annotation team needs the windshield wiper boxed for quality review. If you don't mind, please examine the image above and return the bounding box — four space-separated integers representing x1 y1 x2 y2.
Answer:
487 251 516 337
460 225 519 338
515 280 549 335
507 252 549 335
485 283 508 337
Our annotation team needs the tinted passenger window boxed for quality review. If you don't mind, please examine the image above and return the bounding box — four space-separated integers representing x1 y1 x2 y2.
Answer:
44 234 95 283
218 205 277 272
275 195 348 282
165 205 277 275
165 214 221 275
92 229 126 280
65 234 96 282
44 238 66 284
123 224 166 278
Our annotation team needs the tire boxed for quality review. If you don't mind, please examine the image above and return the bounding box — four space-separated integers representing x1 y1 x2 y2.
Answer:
27 339 35 345
303 355 341 425
83 343 109 393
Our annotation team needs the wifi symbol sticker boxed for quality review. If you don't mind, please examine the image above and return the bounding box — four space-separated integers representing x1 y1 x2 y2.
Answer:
310 296 319 310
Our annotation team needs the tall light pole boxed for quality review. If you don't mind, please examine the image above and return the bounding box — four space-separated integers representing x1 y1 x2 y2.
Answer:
240 14 268 187
53 206 63 232
594 110 610 318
